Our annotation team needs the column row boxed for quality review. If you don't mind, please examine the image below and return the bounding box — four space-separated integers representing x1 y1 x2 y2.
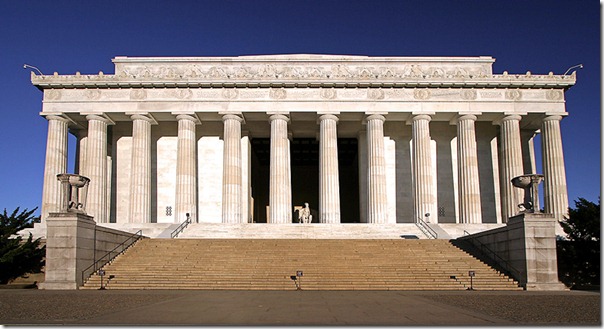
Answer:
40 112 569 224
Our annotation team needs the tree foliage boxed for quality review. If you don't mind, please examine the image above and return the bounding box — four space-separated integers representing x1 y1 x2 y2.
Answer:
557 198 600 289
0 207 45 284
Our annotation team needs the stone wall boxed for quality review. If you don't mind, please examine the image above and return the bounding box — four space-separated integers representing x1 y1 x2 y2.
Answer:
456 213 566 290
43 212 142 290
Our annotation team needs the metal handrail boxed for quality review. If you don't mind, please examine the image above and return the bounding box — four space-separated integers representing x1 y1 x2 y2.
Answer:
170 213 192 238
416 217 438 239
459 235 523 282
81 229 144 285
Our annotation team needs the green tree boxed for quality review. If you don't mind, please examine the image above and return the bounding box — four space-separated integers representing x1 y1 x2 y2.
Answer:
0 207 45 284
557 198 600 289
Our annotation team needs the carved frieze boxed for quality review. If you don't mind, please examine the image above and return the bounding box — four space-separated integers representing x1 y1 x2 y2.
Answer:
414 89 431 100
461 90 477 100
46 89 61 100
545 89 563 101
320 88 337 100
172 89 193 99
269 88 287 99
85 89 101 100
505 90 522 101
113 62 491 81
367 89 385 100
222 89 239 99
130 89 147 100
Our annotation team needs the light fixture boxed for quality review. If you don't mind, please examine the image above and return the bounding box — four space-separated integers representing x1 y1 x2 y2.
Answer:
563 64 583 75
23 64 43 75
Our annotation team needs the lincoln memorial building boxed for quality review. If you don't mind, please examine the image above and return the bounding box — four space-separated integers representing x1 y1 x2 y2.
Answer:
33 55 575 230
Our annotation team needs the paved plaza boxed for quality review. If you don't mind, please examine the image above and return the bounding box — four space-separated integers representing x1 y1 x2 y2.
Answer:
0 289 599 326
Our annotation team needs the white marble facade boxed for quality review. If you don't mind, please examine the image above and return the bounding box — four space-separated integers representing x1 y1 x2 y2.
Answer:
34 55 575 225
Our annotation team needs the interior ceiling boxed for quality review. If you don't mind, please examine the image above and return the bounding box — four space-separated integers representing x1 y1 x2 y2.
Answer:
252 138 358 167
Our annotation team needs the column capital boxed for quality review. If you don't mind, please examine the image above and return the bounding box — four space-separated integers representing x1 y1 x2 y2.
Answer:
174 113 200 124
364 114 386 123
458 114 478 121
493 114 524 126
501 114 522 122
318 113 339 123
268 113 290 123
221 113 245 123
43 114 71 124
85 114 115 125
543 115 563 122
129 113 158 125
411 114 432 122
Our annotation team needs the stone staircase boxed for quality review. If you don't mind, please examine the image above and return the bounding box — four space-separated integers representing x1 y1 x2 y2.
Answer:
82 239 522 290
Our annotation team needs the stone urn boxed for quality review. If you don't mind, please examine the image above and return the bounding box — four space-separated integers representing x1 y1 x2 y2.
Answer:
511 174 544 213
56 173 90 213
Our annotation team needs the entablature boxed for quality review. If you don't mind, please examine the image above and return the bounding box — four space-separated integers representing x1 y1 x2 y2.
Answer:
31 55 576 90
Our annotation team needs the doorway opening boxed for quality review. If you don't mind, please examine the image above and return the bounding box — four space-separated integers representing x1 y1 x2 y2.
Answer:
250 138 359 223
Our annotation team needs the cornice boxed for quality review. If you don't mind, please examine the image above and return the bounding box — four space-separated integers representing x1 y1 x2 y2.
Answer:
31 74 576 89
30 55 576 90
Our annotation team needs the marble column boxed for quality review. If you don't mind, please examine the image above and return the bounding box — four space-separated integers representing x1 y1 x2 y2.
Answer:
175 114 198 223
366 114 387 224
129 114 153 223
411 114 434 223
41 115 69 222
222 114 244 223
498 115 524 222
456 114 482 224
541 115 569 219
84 114 111 223
268 114 292 223
319 114 341 223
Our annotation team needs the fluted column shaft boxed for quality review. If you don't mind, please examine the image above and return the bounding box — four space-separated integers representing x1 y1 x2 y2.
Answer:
366 114 387 223
456 114 482 223
84 115 110 223
222 114 244 223
268 114 292 223
541 115 568 219
41 115 69 221
175 114 198 223
319 114 341 223
498 115 524 222
412 114 434 223
129 114 153 223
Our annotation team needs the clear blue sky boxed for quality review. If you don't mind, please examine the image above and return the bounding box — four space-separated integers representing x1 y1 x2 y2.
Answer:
0 0 600 216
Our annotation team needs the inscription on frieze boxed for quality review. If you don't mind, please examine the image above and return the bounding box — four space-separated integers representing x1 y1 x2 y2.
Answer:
113 61 492 82
479 91 502 98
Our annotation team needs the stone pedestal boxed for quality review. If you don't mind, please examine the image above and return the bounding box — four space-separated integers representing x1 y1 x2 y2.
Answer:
507 213 567 290
43 212 96 290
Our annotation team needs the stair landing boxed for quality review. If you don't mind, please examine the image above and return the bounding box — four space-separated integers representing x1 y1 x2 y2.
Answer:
177 223 428 239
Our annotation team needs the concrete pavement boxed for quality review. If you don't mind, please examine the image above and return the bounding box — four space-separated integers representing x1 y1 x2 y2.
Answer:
0 289 599 326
